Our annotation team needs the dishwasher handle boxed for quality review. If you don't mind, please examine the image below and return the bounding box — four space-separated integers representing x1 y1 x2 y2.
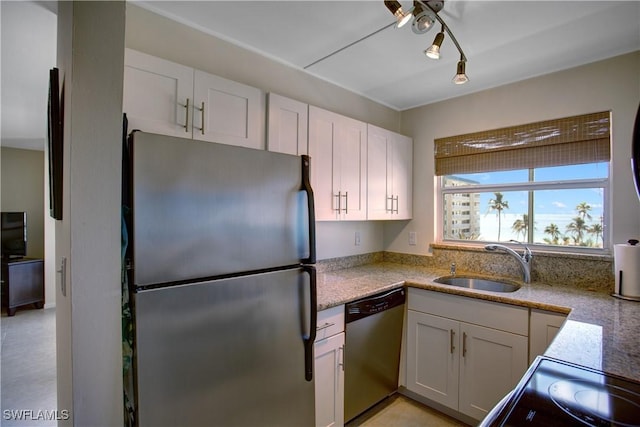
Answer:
345 287 405 323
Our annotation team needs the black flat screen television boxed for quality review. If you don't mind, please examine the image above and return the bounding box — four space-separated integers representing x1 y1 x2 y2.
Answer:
1 212 27 259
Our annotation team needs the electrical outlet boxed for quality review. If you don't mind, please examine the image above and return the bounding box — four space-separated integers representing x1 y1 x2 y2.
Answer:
355 231 361 246
409 231 417 246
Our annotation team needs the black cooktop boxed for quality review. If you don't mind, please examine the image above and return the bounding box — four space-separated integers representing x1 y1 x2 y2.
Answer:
490 356 640 426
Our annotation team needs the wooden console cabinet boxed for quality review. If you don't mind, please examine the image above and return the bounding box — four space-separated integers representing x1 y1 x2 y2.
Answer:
1 258 44 316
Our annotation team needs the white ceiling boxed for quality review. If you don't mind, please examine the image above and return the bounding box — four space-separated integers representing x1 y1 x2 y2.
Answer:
1 1 57 151
137 0 640 110
2 1 639 151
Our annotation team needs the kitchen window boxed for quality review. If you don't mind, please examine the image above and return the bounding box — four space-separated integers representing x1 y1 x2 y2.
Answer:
436 112 611 250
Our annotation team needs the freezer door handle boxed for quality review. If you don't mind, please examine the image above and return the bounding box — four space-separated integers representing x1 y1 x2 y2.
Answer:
302 264 317 381
301 155 316 264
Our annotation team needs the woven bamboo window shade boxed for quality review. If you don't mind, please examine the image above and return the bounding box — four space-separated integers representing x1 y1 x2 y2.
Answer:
434 111 611 176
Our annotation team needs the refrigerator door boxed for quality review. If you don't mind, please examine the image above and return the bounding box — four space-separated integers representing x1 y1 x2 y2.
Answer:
133 267 316 427
128 132 313 288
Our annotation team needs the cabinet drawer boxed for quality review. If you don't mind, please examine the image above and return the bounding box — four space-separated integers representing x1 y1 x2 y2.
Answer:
316 305 345 340
408 288 528 336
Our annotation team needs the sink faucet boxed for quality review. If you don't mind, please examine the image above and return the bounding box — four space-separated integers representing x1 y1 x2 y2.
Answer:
484 241 533 283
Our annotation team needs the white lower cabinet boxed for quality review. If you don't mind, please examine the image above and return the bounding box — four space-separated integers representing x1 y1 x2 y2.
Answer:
314 305 345 427
406 289 528 422
529 308 567 363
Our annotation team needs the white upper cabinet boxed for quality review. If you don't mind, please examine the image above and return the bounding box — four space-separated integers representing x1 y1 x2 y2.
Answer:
267 93 308 155
123 49 265 149
367 124 412 220
193 71 264 149
124 49 194 138
309 106 367 221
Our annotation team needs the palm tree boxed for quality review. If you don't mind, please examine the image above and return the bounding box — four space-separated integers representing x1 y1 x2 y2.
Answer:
576 202 592 221
566 216 588 245
589 223 603 247
487 192 509 241
544 223 561 245
511 214 528 241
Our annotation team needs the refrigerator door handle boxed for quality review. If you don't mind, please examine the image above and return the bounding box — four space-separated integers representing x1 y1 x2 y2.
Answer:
302 264 317 381
301 155 316 264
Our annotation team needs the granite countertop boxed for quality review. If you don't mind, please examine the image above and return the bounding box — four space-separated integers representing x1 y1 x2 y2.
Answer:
317 262 640 382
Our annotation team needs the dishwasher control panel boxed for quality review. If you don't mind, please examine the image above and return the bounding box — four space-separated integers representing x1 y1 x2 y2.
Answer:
345 288 405 323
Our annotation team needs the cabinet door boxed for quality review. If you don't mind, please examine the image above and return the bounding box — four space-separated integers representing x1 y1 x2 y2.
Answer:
390 133 412 219
123 49 194 137
406 310 459 410
367 125 391 220
309 106 366 221
315 332 345 427
458 323 528 421
529 309 566 363
193 70 264 149
334 115 367 220
367 125 412 220
267 93 308 155
309 106 340 220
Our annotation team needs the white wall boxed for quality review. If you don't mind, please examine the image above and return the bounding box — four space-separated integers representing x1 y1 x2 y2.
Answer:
387 51 640 255
124 4 402 260
56 2 125 425
0 147 45 258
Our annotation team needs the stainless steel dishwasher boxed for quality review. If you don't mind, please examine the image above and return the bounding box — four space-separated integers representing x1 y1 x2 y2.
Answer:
344 287 406 422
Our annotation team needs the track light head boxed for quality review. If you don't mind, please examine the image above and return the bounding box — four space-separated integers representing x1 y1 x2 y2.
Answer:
384 1 412 28
411 0 443 34
453 60 469 84
425 30 445 59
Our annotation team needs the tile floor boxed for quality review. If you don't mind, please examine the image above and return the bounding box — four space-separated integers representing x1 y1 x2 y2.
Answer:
1 307 467 427
346 394 469 427
1 307 57 427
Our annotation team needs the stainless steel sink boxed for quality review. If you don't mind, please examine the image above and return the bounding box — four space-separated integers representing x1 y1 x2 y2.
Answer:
434 276 520 293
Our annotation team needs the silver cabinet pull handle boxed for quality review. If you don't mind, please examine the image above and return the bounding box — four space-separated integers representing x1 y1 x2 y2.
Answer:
338 345 344 371
387 195 394 212
334 192 341 213
184 98 190 132
343 191 348 213
194 101 205 135
463 332 468 357
393 195 399 213
200 102 205 134
450 329 455 354
316 322 335 331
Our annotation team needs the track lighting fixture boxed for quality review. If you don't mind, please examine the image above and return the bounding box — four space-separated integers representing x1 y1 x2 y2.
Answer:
384 0 413 28
453 60 469 84
425 27 445 59
304 0 469 86
392 0 469 84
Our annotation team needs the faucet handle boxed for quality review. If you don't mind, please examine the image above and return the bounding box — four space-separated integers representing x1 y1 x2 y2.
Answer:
509 240 533 261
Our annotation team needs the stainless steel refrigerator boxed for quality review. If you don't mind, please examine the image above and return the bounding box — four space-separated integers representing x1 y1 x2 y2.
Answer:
123 131 317 426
